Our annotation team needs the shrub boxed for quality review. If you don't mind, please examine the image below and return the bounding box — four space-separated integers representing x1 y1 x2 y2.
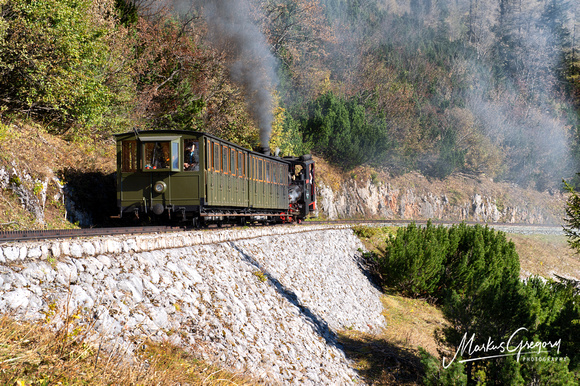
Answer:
375 222 520 301
420 347 467 386
376 221 448 298
297 92 391 169
440 223 520 299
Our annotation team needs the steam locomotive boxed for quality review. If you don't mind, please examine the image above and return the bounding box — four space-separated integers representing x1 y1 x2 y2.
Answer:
114 130 315 226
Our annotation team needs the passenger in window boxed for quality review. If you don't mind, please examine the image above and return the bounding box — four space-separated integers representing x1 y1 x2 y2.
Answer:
184 142 199 171
145 142 169 169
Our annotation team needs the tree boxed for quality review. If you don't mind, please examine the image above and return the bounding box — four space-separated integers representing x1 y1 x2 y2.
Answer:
254 0 334 103
0 0 134 133
563 179 580 254
377 221 448 297
297 92 390 169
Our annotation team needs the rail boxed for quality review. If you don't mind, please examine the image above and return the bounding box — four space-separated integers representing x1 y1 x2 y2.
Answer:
0 219 564 242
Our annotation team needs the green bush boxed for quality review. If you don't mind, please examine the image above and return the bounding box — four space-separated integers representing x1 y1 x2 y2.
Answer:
375 222 519 301
296 92 391 170
377 223 579 383
440 223 520 299
420 347 467 386
377 221 448 298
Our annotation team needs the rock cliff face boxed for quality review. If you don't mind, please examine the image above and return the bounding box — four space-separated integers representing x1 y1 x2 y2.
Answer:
317 173 567 225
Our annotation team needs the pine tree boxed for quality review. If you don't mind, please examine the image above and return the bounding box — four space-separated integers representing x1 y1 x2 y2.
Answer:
563 179 580 254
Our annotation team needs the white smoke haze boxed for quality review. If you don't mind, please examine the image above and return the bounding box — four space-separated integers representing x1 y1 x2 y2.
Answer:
469 87 572 187
466 3 576 188
189 0 278 147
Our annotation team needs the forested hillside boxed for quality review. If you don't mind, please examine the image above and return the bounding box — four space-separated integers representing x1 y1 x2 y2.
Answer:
1 0 580 190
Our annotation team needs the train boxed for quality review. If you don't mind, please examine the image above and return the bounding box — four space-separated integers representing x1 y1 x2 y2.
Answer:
114 129 316 226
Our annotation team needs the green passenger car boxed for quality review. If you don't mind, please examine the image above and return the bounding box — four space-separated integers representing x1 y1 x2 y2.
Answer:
115 130 315 225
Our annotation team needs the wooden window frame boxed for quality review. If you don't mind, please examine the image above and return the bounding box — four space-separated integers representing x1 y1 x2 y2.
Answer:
213 143 220 172
121 140 138 172
222 145 228 174
206 139 211 171
142 141 171 171
229 148 238 176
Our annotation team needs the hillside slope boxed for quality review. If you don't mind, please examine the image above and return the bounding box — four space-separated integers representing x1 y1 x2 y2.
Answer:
0 121 116 230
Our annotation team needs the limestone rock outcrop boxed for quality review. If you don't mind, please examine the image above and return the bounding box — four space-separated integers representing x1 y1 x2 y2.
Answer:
317 174 565 224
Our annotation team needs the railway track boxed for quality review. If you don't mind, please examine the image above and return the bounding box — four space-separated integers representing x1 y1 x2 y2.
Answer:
0 219 564 242
0 226 187 242
308 219 565 234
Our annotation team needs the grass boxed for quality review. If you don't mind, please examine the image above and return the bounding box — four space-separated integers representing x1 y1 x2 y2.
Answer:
352 225 397 254
339 225 450 385
0 313 259 385
338 330 423 385
508 233 580 280
0 120 116 230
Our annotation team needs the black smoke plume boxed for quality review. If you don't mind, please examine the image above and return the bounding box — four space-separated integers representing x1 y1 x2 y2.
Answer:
192 0 277 148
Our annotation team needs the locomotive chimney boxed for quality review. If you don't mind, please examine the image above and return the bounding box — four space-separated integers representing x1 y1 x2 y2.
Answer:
259 146 271 156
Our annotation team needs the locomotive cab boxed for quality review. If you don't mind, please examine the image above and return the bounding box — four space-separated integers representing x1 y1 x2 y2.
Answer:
285 155 316 220
115 130 204 222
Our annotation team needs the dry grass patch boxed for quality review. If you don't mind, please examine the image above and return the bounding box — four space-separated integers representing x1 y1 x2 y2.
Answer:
352 225 398 254
312 156 345 193
339 296 446 385
509 233 580 281
338 329 423 385
0 315 259 385
380 295 447 358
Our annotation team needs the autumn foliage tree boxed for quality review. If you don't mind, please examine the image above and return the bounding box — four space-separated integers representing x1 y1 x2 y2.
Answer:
125 5 263 147
0 0 134 132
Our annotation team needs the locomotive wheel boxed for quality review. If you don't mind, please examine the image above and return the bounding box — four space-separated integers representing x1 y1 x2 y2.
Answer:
192 217 202 229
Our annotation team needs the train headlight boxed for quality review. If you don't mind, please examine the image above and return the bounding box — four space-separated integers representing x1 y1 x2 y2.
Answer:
153 181 167 194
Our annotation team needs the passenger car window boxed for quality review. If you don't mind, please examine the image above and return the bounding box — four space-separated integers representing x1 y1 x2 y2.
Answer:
184 140 199 171
172 141 180 170
144 142 170 170
122 141 137 172
222 146 228 174
213 143 220 171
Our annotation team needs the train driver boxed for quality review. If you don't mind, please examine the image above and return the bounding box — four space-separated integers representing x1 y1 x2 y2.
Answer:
184 141 199 171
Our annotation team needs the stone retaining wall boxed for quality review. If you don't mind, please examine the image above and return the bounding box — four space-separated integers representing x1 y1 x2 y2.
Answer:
0 225 386 385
